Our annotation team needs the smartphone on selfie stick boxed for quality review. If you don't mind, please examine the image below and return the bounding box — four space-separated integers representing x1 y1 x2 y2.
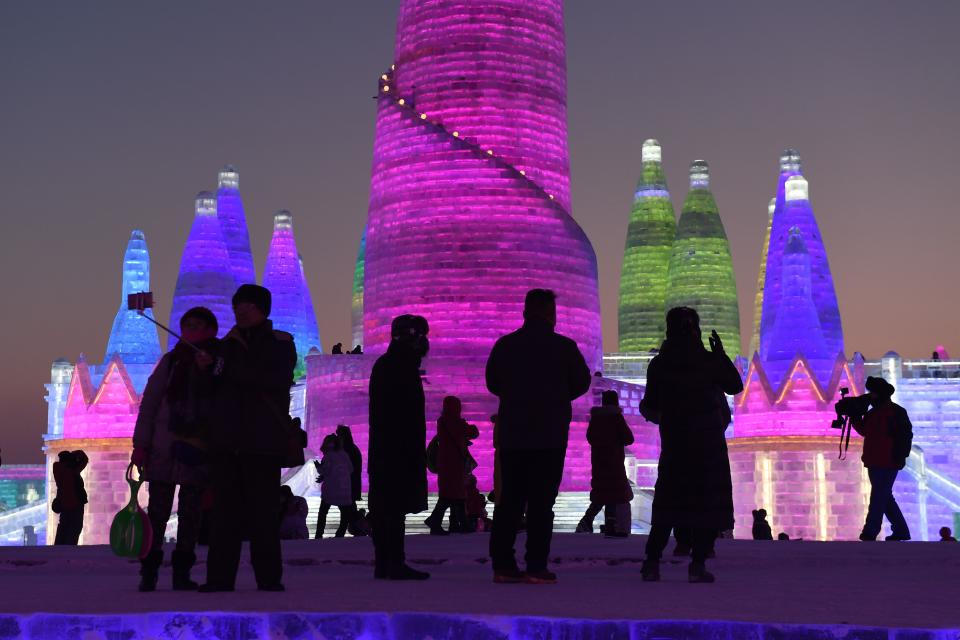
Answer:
127 292 203 354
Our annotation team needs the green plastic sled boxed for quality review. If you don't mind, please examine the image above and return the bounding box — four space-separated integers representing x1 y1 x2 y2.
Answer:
109 462 153 559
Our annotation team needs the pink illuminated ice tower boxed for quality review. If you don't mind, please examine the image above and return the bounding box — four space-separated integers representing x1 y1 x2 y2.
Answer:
362 0 601 367
308 0 654 494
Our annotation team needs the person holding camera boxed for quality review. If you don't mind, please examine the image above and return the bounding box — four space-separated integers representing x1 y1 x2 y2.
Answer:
368 314 431 580
200 284 297 593
132 306 219 591
52 450 88 545
639 307 743 583
837 376 913 541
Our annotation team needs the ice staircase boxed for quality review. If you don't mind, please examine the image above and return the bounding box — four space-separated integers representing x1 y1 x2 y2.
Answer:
0 500 47 545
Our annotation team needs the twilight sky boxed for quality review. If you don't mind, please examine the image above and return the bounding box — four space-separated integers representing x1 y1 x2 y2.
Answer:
1 1 958 463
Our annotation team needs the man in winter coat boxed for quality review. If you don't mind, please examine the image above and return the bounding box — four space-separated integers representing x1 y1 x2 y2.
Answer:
639 307 743 583
577 390 635 536
486 289 592 584
52 450 88 545
425 396 480 534
132 306 219 591
368 314 431 580
336 425 363 509
837 376 913 541
200 284 297 593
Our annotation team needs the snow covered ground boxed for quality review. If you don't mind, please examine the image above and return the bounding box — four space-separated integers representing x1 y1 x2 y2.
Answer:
0 533 957 638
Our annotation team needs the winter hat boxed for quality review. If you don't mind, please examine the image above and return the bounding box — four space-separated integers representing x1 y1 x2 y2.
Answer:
865 376 895 398
442 395 462 418
232 284 272 317
391 314 429 340
180 306 218 332
601 390 619 407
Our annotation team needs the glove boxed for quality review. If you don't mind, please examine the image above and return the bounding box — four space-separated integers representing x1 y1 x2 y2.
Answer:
709 330 724 354
131 447 147 467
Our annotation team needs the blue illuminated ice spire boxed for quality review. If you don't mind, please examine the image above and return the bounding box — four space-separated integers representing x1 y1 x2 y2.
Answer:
299 254 322 359
762 226 833 386
169 192 237 347
760 151 843 361
216 165 256 286
262 211 321 376
104 230 161 365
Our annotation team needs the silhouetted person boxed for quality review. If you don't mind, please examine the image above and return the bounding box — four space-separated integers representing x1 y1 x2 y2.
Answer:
752 509 773 540
939 526 957 542
335 425 363 537
133 306 219 592
639 307 743 583
53 450 88 545
368 314 431 580
425 396 479 535
837 376 913 541
778 532 790 541
350 345 363 354
315 433 356 539
931 351 940 361
464 473 492 532
332 342 343 354
486 289 592 584
577 390 634 536
200 284 296 592
279 485 309 540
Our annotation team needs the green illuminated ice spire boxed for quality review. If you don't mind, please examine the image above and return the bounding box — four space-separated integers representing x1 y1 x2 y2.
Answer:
748 197 776 357
665 160 741 355
617 139 677 352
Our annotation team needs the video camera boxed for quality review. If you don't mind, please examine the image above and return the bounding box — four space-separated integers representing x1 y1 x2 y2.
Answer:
830 387 853 459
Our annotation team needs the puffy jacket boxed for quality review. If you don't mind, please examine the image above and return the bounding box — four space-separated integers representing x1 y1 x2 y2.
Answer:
485 320 592 451
853 401 914 470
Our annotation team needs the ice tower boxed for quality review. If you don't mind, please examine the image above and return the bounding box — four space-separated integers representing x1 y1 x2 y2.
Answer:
618 139 676 352
665 160 741 354
169 192 236 344
361 0 601 366
216 165 256 287
261 211 321 376
760 151 843 361
299 255 322 361
350 229 365 350
307 0 656 496
748 198 775 358
103 230 161 371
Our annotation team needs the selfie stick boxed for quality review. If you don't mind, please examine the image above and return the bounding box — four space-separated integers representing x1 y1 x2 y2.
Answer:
128 292 204 354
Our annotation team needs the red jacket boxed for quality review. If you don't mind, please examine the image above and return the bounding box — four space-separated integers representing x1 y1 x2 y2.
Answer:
587 406 635 504
853 402 913 470
436 397 480 500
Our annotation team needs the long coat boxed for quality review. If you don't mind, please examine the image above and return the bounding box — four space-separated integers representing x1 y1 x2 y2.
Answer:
337 426 363 503
639 338 743 530
587 406 635 505
436 412 480 500
209 321 297 458
485 319 592 451
318 449 354 506
133 343 217 486
368 341 428 515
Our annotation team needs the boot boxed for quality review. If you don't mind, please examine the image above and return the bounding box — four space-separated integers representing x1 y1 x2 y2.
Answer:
449 502 468 533
138 550 163 592
171 549 199 591
640 558 660 582
688 561 715 584
575 518 593 534
424 515 449 536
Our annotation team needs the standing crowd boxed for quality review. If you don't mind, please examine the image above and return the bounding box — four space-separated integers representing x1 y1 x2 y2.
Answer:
48 284 923 589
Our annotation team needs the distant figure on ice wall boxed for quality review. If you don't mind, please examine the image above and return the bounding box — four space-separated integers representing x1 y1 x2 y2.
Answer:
133 306 219 592
639 307 743 583
836 376 914 541
576 390 634 537
425 395 479 535
368 314 431 580
53 450 88 545
486 289 592 585
201 284 297 593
